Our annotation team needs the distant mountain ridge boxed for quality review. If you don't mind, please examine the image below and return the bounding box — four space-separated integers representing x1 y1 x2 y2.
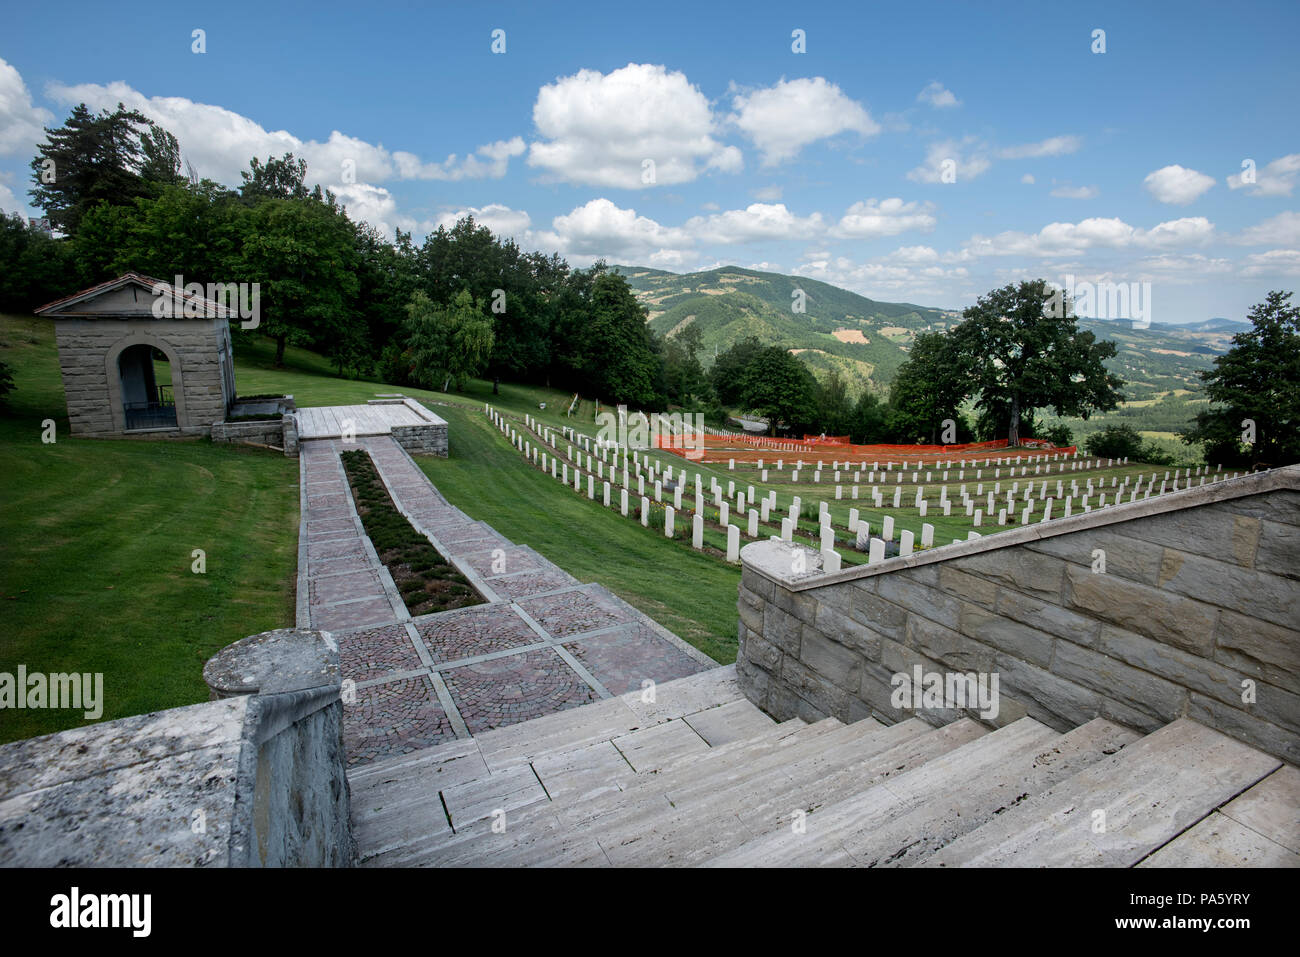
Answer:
611 264 957 397
611 264 1237 402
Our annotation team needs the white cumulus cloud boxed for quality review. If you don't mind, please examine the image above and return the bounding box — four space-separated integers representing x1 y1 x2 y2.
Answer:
0 58 52 159
537 198 693 266
48 79 523 188
527 63 741 189
964 216 1214 257
831 198 937 238
1232 210 1300 246
1227 153 1300 197
729 77 879 165
684 203 825 244
1143 164 1216 205
907 138 991 183
433 203 533 241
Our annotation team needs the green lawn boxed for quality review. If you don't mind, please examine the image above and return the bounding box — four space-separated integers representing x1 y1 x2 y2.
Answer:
0 312 1186 741
0 316 744 745
415 405 742 663
0 316 299 743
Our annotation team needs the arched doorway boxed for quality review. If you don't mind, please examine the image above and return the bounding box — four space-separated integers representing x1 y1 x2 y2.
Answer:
118 344 177 430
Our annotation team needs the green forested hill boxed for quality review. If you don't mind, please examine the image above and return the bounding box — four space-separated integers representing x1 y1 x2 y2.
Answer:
612 264 959 397
613 264 1243 404
612 263 1256 461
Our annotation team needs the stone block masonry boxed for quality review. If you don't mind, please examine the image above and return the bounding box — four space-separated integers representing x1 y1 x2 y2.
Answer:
52 317 234 438
389 399 448 456
735 467 1300 765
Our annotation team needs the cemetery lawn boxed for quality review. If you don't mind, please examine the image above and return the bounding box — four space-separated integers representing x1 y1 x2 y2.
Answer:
1 313 1188 741
0 315 299 743
415 404 743 663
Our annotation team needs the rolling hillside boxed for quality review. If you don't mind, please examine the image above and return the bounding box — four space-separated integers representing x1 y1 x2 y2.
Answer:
613 264 1244 407
611 264 959 397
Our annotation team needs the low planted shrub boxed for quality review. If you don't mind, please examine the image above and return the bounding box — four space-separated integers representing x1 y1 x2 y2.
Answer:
340 449 482 616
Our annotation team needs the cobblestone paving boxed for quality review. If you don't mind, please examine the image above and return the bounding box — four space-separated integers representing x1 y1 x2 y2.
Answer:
486 568 582 601
337 623 424 680
309 568 385 605
441 648 600 734
343 675 456 767
298 432 715 770
565 623 711 696
413 603 541 664
515 586 638 638
455 544 543 578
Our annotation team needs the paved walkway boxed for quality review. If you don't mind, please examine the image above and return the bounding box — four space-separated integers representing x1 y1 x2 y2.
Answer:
296 399 441 439
297 434 716 768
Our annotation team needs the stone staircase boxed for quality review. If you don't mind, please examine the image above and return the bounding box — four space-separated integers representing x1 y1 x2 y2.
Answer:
349 665 1298 867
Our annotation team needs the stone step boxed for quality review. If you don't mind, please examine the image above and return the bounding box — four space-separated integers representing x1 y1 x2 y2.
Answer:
679 697 777 746
1138 765 1300 867
839 717 1139 867
920 718 1282 868
601 718 979 867
537 717 836 831
421 718 853 868
361 797 561 868
441 763 549 832
353 791 451 864
349 737 486 810
471 665 742 774
431 806 614 868
555 717 864 834
610 718 711 773
350 666 759 864
704 717 1053 868
618 663 745 725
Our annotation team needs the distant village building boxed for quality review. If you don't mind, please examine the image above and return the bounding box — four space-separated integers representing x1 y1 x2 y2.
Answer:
36 273 238 438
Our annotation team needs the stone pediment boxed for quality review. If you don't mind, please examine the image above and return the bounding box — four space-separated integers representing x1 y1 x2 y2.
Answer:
35 272 234 320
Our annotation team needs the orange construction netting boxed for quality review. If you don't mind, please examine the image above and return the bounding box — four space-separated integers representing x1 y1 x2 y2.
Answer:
652 432 1076 464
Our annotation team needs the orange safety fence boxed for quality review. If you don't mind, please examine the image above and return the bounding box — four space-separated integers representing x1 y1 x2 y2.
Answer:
653 432 1077 460
802 435 852 445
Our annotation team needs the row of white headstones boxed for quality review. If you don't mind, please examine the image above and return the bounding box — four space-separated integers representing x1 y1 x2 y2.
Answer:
486 405 1237 571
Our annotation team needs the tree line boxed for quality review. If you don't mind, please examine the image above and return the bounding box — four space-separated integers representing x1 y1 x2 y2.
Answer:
1 103 670 404
2 103 1295 467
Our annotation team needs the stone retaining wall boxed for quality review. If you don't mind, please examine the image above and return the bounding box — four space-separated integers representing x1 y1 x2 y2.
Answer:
392 398 448 456
211 417 289 450
392 422 448 456
736 467 1300 765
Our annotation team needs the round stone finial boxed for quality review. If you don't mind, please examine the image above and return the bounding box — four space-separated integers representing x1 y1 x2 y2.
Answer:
203 628 339 699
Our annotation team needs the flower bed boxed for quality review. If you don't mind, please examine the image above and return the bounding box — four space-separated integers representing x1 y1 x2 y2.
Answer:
340 449 483 616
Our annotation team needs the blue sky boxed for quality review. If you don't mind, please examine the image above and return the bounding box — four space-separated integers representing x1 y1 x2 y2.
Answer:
2 0 1297 322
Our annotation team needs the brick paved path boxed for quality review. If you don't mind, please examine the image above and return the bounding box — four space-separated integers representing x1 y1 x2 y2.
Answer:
297 435 715 768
